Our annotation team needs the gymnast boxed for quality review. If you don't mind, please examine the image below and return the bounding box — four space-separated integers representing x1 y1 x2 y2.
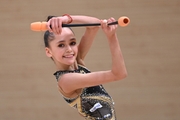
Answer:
43 14 127 120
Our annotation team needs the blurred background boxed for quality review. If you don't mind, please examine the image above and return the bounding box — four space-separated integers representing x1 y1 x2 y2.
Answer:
0 0 180 120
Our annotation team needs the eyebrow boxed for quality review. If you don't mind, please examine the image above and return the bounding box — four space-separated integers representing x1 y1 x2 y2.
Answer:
57 38 76 43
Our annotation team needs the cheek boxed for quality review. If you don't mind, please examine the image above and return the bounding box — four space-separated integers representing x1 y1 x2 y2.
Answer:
53 48 64 57
74 46 78 53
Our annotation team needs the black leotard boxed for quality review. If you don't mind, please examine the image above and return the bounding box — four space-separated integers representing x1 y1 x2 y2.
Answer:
54 65 116 120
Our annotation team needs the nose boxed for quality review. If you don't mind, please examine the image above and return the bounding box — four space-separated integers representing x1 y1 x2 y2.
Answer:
66 45 72 53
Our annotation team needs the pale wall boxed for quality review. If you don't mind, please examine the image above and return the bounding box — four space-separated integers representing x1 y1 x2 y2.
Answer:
0 0 180 120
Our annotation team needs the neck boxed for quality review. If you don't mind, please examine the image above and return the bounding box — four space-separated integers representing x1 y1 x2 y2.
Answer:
55 61 78 71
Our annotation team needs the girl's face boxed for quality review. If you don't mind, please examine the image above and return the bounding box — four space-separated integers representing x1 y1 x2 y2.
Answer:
46 28 78 68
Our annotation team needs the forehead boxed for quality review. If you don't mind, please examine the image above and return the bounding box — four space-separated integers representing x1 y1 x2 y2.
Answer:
54 27 75 41
61 27 74 34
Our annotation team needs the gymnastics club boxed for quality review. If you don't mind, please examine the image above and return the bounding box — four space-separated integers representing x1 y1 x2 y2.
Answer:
30 16 130 31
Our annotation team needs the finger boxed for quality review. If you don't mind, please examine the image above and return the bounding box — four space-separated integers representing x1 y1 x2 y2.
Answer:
54 18 59 34
103 19 108 25
101 19 108 29
57 18 62 34
50 18 58 34
108 17 118 28
110 17 116 21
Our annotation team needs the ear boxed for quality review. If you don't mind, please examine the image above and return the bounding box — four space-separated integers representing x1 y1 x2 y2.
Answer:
45 47 52 58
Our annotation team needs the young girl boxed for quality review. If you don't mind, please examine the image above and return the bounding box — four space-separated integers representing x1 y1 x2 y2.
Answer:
43 14 127 120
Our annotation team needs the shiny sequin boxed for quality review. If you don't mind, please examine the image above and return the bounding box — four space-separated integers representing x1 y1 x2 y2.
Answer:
54 65 116 120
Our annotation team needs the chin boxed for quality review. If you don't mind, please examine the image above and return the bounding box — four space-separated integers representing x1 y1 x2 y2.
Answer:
65 60 76 66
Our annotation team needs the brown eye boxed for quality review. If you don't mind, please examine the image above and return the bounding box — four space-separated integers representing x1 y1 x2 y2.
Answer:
58 44 64 47
70 41 76 46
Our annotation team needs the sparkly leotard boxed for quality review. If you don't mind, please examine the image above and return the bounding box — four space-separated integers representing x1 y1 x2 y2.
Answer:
54 65 116 120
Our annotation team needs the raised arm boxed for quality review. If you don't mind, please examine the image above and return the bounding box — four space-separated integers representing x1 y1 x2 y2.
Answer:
59 17 127 94
71 16 100 66
101 18 127 79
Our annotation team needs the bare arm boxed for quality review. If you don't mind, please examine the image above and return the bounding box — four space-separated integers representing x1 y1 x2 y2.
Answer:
71 16 100 65
59 18 127 94
102 18 127 79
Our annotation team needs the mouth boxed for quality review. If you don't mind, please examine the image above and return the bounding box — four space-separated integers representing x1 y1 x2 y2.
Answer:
63 54 74 58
